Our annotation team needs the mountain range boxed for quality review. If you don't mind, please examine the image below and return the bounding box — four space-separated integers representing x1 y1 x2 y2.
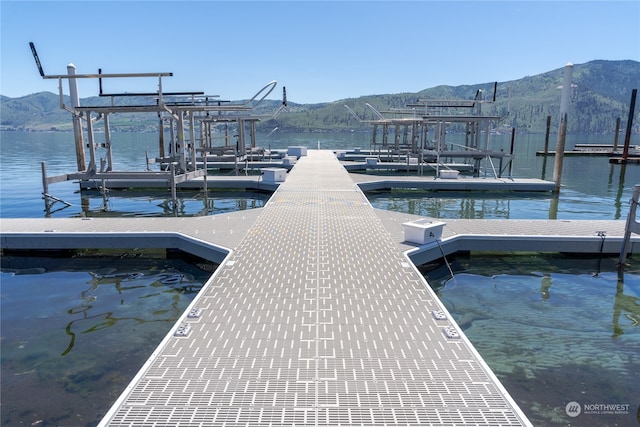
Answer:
1 60 638 135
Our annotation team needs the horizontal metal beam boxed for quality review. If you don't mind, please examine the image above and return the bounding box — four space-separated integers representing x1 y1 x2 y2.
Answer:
42 72 173 79
73 105 252 113
99 91 204 97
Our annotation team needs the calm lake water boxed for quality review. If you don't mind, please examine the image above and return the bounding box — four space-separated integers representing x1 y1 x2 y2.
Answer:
1 130 639 218
1 130 640 426
421 253 640 427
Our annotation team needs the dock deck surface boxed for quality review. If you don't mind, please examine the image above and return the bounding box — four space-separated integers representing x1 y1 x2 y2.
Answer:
93 150 529 426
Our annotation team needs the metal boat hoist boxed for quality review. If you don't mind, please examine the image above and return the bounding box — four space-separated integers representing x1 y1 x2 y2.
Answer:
619 184 640 272
29 43 286 215
345 83 515 178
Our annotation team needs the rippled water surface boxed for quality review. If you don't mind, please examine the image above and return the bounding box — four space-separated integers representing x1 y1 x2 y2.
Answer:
422 254 640 426
0 252 214 426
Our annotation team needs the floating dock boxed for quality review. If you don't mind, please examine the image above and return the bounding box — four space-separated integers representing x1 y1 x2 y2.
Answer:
2 150 535 426
96 150 531 426
536 144 640 157
351 174 556 192
3 150 636 426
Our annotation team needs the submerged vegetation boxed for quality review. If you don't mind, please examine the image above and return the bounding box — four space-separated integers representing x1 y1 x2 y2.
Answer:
0 251 215 426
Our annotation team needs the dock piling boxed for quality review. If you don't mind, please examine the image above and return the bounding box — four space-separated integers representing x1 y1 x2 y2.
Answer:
552 63 574 193
41 161 48 197
67 64 86 172
543 115 551 154
621 89 637 161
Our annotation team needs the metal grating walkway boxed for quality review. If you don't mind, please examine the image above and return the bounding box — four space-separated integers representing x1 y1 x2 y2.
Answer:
99 150 531 426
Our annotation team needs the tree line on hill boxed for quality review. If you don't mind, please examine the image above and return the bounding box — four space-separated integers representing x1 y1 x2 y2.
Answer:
1 60 638 135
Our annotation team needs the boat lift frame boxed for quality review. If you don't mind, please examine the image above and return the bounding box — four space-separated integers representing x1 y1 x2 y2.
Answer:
30 43 286 215
344 83 514 178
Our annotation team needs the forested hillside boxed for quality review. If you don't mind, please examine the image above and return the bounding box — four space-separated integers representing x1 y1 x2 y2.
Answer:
1 60 638 135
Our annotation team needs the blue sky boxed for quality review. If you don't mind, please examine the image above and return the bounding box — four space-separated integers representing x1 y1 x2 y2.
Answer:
1 1 638 104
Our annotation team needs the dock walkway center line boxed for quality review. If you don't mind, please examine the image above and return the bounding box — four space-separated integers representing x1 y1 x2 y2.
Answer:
99 150 531 426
